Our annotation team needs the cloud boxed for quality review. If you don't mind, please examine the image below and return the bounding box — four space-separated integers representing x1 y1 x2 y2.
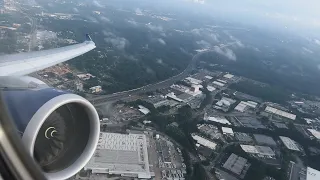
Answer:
146 67 155 74
72 7 79 13
213 46 237 61
210 33 219 42
126 19 138 26
102 30 114 36
135 8 143 15
104 37 128 50
158 38 166 45
87 16 98 23
102 31 129 50
192 0 205 4
100 16 111 23
315 39 320 46
156 58 164 65
226 32 244 48
191 28 220 42
302 47 313 54
146 23 164 32
196 40 211 48
318 65 320 71
92 0 103 8
125 54 138 62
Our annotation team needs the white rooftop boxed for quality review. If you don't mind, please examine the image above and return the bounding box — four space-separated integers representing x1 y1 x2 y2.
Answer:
205 116 231 125
307 129 320 140
205 75 213 80
207 85 216 92
265 106 296 120
240 145 275 156
223 74 234 79
185 77 202 85
213 81 225 87
222 127 234 135
192 134 217 150
138 105 150 115
85 132 152 179
279 136 300 151
307 167 320 180
234 101 258 112
217 79 227 84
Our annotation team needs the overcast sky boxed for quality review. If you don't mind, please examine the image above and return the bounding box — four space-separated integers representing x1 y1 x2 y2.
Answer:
187 0 320 35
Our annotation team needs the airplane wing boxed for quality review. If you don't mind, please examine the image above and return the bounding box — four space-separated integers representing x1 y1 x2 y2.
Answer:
0 34 95 76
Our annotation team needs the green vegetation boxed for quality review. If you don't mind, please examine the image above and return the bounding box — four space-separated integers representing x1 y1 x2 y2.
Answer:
230 80 290 104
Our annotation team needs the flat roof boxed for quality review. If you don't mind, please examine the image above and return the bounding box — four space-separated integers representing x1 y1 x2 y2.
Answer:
279 136 300 151
235 133 253 143
207 85 216 92
307 167 320 180
265 106 296 120
253 134 277 146
192 134 217 150
185 77 202 85
222 127 234 135
223 153 247 175
85 132 152 179
307 129 320 140
240 145 275 156
223 74 234 79
205 75 213 79
213 81 225 87
205 116 231 125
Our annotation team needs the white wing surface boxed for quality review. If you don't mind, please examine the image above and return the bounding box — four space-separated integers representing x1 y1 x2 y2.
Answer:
0 34 95 76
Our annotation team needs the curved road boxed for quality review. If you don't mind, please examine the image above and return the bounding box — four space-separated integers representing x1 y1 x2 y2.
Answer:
89 43 236 106
89 52 202 105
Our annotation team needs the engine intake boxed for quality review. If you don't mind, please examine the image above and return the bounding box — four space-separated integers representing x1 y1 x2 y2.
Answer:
1 83 100 180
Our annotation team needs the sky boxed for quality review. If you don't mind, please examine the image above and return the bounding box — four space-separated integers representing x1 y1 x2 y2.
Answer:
187 0 320 35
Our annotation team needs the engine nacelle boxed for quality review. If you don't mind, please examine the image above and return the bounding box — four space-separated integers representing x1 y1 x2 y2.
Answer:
0 76 100 180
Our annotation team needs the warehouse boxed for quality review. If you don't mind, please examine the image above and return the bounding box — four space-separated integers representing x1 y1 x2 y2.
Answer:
279 136 301 151
265 106 296 120
85 132 153 179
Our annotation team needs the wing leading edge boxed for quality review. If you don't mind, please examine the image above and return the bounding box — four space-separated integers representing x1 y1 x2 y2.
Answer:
0 34 96 76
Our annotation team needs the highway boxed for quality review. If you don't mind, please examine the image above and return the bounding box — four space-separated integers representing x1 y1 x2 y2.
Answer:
89 52 202 105
89 42 238 106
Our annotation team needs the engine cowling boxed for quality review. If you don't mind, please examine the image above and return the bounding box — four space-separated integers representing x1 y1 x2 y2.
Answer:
0 76 100 180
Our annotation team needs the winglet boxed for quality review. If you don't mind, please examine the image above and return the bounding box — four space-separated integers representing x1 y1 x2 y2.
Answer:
85 34 92 41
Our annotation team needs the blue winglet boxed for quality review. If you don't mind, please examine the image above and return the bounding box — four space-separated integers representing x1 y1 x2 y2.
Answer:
85 34 92 41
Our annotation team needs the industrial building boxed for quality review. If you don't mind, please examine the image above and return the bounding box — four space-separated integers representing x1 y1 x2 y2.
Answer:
264 106 296 120
204 115 232 125
235 133 254 143
185 77 202 85
307 167 320 180
253 134 277 147
85 132 153 179
214 97 236 112
240 145 275 156
222 127 234 135
197 124 223 140
213 81 225 87
234 116 266 129
279 136 301 152
222 153 250 178
138 105 150 115
307 129 320 140
223 73 234 79
192 134 217 150
234 101 258 112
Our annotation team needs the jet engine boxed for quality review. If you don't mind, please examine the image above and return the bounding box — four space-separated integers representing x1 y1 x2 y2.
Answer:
0 76 100 180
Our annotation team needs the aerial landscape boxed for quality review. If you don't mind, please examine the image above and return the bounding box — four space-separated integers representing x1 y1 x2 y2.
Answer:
1 0 320 180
